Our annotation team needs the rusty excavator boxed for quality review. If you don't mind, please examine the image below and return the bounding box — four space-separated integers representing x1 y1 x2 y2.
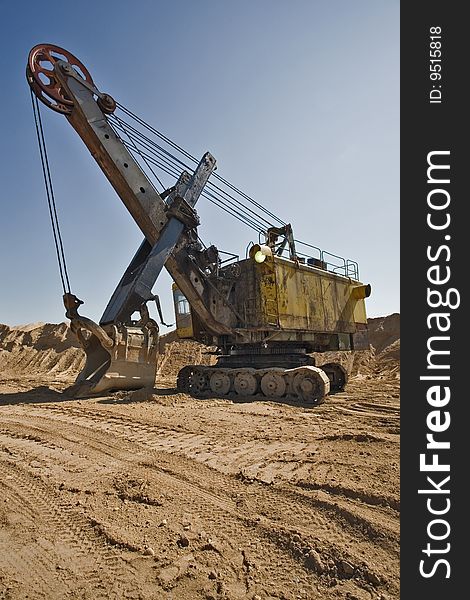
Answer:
27 44 371 404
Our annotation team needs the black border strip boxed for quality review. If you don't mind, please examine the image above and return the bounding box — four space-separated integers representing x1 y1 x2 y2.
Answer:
401 3 466 596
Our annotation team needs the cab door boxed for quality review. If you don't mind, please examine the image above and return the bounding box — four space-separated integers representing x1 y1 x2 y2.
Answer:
172 284 194 338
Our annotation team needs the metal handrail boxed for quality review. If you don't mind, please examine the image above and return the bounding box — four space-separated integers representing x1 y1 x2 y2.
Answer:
274 245 359 280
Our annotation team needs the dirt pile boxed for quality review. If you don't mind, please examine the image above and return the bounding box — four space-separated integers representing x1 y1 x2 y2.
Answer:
367 313 400 353
157 339 216 378
367 313 400 378
0 313 400 381
0 322 84 379
373 338 400 378
0 323 218 382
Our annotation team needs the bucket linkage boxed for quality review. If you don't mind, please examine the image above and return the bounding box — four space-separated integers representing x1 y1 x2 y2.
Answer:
63 293 159 397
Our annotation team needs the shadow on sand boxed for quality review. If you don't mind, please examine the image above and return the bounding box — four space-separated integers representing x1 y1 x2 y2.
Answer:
100 388 327 410
97 387 181 405
0 383 329 410
0 385 75 406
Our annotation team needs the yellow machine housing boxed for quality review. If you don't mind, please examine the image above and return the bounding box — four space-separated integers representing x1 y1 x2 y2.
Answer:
173 251 370 354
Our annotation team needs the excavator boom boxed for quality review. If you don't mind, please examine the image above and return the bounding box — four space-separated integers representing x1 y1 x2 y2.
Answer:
27 44 226 395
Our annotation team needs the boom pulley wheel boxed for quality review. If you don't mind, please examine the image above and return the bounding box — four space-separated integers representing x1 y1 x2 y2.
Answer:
27 44 94 114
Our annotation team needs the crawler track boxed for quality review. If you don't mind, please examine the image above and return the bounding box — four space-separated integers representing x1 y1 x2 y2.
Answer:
177 364 348 404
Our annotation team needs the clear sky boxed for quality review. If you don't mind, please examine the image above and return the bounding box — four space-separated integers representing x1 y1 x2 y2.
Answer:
1 0 399 327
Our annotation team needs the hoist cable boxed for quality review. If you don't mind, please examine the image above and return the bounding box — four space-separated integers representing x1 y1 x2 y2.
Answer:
211 172 286 226
202 189 265 233
117 137 266 233
110 114 274 228
121 140 265 233
108 119 166 192
118 139 264 233
113 106 339 257
113 104 286 226
110 114 193 173
30 90 71 294
109 116 271 232
206 180 273 228
111 122 189 183
116 103 198 163
112 110 282 227
111 120 268 230
112 106 339 260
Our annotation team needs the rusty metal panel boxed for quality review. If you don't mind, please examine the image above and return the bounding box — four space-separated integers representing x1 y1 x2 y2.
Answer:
258 255 280 327
271 258 367 334
232 260 259 327
173 256 369 344
353 298 368 324
275 261 324 331
352 328 370 350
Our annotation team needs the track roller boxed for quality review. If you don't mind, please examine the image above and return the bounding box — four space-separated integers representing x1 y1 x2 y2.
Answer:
321 362 348 393
233 369 258 395
260 368 286 398
210 370 231 395
176 364 332 405
289 366 330 405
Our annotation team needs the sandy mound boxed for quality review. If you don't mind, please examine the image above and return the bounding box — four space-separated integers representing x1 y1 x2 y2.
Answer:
157 339 216 377
0 323 84 379
0 314 400 381
367 313 400 353
9 321 47 331
366 313 400 378
373 338 400 378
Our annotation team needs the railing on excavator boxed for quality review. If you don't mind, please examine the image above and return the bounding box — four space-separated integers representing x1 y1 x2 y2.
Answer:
256 240 360 280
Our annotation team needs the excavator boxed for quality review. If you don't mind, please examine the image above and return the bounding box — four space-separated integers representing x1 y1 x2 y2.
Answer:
26 44 371 404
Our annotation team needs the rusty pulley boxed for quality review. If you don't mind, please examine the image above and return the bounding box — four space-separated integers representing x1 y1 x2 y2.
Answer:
27 43 95 114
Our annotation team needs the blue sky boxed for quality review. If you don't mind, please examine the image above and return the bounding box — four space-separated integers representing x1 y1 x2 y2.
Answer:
1 0 399 327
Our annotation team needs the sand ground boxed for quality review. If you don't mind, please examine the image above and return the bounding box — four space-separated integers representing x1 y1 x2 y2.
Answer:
0 317 399 600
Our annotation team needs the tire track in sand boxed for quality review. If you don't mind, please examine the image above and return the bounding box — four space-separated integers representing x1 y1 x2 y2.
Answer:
0 454 138 599
1 405 399 598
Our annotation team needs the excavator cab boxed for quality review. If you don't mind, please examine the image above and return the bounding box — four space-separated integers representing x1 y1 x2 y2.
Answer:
172 284 194 339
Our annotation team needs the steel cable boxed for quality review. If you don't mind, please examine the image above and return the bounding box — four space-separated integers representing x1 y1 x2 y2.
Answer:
113 105 286 226
118 138 266 233
109 114 275 230
109 118 267 232
31 90 71 294
109 104 357 275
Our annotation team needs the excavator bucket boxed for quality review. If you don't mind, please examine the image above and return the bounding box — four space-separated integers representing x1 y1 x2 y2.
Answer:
70 325 158 397
64 294 159 397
